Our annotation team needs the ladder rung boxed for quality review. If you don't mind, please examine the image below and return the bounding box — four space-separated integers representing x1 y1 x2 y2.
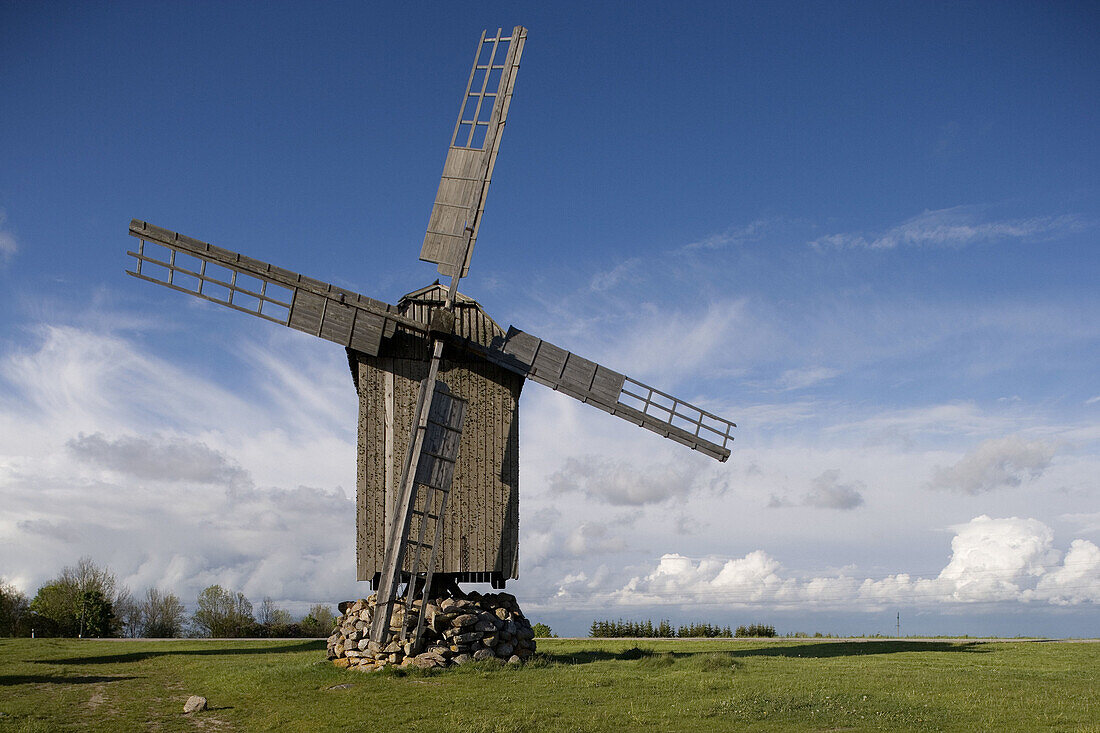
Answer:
411 510 441 520
406 539 435 549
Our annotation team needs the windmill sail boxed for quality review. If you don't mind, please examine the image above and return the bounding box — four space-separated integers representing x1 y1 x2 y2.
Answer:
469 327 736 462
420 26 527 278
127 220 428 356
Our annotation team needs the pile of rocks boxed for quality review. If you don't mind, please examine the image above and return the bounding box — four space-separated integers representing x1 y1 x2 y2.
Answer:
327 591 536 671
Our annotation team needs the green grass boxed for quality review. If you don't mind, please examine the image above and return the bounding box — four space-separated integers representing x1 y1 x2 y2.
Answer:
1 637 1098 731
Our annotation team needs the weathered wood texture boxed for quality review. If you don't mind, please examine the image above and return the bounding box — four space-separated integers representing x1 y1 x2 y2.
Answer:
355 283 522 582
470 327 736 462
421 26 527 278
126 220 420 355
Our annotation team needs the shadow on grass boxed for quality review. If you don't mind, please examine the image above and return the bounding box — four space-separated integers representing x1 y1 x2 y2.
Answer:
1 674 140 686
540 641 989 666
31 640 325 666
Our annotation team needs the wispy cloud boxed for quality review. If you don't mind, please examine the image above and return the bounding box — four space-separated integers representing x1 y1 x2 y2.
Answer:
776 366 840 391
810 206 1087 250
0 321 358 610
682 218 776 251
0 211 17 265
589 257 641 292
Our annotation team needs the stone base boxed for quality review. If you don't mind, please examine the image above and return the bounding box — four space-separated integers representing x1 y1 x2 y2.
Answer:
327 590 537 671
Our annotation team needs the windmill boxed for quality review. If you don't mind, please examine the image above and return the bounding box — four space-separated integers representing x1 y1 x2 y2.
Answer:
125 26 737 651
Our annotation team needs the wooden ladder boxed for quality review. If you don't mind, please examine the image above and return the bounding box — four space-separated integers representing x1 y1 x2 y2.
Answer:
396 476 451 650
370 378 466 650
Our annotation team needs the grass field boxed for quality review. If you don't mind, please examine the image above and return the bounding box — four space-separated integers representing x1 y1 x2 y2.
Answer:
1 637 1097 731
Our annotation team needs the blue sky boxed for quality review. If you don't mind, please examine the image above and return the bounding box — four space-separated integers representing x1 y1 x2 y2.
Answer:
2 1 1098 636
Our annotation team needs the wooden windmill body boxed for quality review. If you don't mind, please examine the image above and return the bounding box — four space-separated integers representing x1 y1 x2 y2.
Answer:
353 283 521 588
126 27 737 647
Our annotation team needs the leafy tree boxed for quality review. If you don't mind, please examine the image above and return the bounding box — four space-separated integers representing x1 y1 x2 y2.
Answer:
0 579 29 637
300 604 335 637
141 588 186 638
76 590 114 637
191 585 254 637
30 582 81 637
531 622 555 638
28 558 125 637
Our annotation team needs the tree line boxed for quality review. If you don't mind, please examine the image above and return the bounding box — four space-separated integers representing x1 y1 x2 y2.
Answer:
589 618 778 638
0 558 335 639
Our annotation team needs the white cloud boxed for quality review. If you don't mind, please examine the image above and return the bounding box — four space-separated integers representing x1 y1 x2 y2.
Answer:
582 516 1100 610
589 258 641 292
608 299 751 387
1033 540 1100 605
927 436 1055 494
682 218 775 251
810 206 1086 250
0 322 359 611
934 515 1059 601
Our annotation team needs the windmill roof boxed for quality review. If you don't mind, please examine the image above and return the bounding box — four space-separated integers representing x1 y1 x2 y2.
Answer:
398 281 507 347
397 281 482 309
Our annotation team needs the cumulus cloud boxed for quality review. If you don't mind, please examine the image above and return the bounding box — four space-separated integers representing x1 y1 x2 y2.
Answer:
810 206 1086 250
1033 540 1100 605
619 551 788 602
603 516 1099 609
932 515 1059 601
927 436 1054 494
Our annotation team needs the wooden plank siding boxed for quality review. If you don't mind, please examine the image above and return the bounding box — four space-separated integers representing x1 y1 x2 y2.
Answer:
353 283 522 583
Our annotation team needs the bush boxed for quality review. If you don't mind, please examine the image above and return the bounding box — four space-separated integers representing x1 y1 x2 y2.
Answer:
532 622 555 638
